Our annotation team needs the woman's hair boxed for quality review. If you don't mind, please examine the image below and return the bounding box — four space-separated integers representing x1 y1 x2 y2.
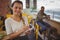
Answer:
11 1 23 7
11 1 25 24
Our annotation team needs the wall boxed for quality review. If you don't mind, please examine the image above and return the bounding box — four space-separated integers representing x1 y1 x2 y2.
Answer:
0 0 11 17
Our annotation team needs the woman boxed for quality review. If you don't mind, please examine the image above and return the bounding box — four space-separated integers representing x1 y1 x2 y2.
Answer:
5 1 30 40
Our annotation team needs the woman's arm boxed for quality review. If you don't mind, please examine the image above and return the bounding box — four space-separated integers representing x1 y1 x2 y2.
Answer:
10 27 28 38
5 19 29 40
3 26 29 40
23 16 31 35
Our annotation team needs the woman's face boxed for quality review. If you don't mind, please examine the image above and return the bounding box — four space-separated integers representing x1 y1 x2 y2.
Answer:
12 2 23 16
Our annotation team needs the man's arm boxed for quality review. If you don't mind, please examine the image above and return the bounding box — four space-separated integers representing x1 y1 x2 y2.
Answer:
43 13 50 19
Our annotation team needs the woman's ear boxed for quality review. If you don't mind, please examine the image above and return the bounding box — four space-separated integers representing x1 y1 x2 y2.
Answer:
22 6 23 10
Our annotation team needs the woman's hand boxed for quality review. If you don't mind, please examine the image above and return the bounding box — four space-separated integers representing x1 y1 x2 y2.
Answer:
25 30 31 35
23 25 31 35
21 25 29 32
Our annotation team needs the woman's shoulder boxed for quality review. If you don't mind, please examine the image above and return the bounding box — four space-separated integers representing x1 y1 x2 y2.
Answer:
5 17 12 22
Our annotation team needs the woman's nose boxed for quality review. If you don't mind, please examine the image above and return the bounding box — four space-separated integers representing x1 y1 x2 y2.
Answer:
17 8 20 11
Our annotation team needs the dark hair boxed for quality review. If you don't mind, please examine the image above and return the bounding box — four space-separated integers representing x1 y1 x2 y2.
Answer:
11 0 23 7
41 6 45 9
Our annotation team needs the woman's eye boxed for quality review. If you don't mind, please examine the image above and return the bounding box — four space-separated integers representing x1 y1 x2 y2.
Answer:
15 7 17 9
19 8 21 9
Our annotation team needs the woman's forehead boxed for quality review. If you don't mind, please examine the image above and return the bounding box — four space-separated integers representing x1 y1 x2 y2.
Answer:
13 3 22 7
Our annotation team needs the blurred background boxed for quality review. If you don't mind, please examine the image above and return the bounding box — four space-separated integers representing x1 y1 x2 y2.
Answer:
0 0 60 40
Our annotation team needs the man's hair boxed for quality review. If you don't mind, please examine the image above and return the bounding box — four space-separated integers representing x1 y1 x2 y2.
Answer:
41 6 45 9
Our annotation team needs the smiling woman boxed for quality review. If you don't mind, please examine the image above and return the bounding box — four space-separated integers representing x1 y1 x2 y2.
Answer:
4 0 30 40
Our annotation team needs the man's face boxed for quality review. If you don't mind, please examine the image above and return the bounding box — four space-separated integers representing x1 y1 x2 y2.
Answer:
41 8 44 12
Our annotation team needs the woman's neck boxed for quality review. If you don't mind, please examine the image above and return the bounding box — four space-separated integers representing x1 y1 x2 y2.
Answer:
11 15 21 22
13 14 20 18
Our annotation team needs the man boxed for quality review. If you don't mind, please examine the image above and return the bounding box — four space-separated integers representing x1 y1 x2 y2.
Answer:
36 6 51 40
37 6 49 21
36 6 51 33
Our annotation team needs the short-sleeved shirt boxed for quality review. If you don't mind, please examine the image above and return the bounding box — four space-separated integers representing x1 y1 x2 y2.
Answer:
5 16 28 36
37 11 46 21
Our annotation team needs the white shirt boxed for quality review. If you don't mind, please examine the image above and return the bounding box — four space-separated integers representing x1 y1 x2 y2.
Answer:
5 16 28 36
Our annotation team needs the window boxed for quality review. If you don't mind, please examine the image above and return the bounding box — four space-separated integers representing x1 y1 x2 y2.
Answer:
37 0 60 22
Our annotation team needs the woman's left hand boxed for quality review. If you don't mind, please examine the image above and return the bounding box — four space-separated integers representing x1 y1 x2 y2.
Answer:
25 30 31 35
24 26 31 35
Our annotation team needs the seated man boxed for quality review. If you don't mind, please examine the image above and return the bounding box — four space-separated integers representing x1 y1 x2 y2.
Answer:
37 6 50 22
36 6 51 32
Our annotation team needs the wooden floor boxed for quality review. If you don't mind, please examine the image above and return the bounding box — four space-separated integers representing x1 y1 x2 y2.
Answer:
44 19 60 34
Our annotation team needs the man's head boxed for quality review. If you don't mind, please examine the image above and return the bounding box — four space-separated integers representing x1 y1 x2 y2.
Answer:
41 6 45 13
